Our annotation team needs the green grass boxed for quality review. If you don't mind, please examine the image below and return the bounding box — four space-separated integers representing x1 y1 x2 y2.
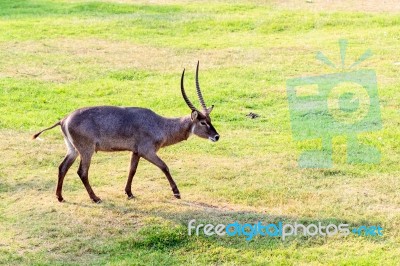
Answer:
1 0 400 265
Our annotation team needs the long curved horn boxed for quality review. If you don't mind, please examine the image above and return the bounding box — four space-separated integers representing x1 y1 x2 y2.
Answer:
181 68 197 112
195 61 208 114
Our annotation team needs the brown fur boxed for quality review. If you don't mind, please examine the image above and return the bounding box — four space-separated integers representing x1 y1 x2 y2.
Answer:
32 66 219 203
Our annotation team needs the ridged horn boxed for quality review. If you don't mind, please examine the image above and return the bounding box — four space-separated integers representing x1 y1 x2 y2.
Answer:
195 61 209 114
181 68 197 112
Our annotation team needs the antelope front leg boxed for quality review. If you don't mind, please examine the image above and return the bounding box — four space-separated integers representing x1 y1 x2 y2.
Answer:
143 153 181 199
125 152 140 199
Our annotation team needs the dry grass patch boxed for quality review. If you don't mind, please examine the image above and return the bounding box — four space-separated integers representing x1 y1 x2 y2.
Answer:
59 0 400 13
0 38 286 82
272 0 400 13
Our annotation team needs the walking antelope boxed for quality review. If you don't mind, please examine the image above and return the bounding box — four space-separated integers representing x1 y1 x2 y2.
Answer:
32 62 219 203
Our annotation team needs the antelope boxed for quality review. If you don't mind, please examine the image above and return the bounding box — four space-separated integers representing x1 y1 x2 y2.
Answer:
32 62 219 203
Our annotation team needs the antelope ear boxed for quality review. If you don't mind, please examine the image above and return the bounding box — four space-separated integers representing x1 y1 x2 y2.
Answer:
191 110 198 121
206 105 214 115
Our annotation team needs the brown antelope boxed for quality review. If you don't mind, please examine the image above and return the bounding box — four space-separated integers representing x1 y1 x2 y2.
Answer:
32 62 219 203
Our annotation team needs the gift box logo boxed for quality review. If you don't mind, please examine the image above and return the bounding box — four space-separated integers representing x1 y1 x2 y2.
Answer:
286 40 382 168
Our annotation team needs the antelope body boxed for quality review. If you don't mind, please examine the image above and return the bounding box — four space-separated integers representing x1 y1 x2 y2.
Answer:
32 62 219 203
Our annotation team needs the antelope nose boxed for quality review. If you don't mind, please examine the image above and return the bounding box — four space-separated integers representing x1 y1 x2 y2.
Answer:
214 135 220 141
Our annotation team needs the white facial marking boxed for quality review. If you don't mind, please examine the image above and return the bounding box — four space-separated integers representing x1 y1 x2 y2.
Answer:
190 124 196 135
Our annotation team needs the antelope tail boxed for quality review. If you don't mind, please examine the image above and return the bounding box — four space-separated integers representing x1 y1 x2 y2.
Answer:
32 121 61 140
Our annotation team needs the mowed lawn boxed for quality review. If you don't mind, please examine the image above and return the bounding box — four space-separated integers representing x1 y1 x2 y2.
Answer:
1 0 400 265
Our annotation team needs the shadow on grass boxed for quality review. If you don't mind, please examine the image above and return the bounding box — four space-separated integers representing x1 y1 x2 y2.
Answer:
75 198 385 265
63 197 386 252
0 178 55 193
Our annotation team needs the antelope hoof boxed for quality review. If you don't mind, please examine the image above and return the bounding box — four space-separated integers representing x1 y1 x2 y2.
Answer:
174 193 181 199
125 191 135 199
57 197 65 203
92 198 102 204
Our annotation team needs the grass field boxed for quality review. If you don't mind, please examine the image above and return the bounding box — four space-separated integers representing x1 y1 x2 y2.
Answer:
1 0 400 265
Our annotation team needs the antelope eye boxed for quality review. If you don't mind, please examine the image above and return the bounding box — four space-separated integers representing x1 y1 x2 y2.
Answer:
200 121 207 126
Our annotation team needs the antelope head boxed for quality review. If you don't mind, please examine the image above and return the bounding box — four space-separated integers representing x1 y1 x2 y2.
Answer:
181 61 220 142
